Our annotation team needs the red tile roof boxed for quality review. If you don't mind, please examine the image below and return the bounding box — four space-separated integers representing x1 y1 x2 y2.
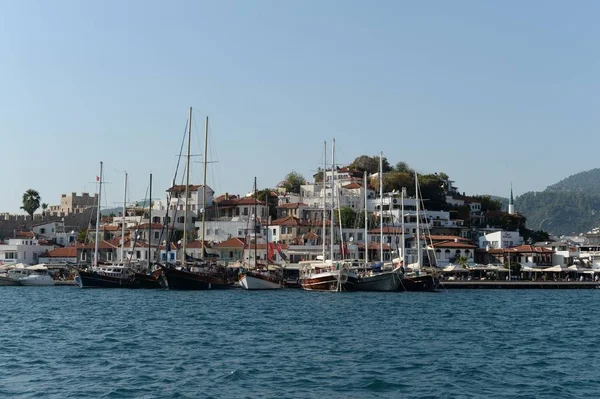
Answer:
44 247 78 258
487 245 554 254
343 182 362 189
357 242 393 250
303 231 320 240
430 240 477 249
213 237 246 248
15 231 35 238
132 223 163 230
278 202 308 209
271 216 304 226
235 197 266 206
428 235 470 242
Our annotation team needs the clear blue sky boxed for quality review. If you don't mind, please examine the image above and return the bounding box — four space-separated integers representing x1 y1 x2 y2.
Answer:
2 0 599 213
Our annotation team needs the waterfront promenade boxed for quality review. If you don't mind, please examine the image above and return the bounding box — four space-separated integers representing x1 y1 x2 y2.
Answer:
441 281 600 289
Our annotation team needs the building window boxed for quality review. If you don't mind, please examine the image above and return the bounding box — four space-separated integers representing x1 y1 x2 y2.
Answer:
207 229 212 235
136 251 141 258
229 251 234 258
107 252 112 261
40 228 46 234
357 233 363 241
178 216 185 224
154 232 160 239
215 228 220 235
153 217 160 223
272 229 276 236
81 252 87 261
243 207 248 216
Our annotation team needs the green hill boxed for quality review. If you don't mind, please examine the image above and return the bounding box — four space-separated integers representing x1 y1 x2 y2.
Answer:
514 169 600 236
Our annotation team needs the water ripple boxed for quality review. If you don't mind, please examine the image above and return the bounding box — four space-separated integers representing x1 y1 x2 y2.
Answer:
1 288 600 398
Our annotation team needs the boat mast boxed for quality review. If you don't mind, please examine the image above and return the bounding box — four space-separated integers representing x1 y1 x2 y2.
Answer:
201 116 209 260
254 177 258 268
322 140 327 262
330 138 335 262
364 171 368 266
401 187 406 267
94 161 103 268
415 171 421 269
120 171 127 263
148 173 152 272
183 106 192 265
379 152 383 263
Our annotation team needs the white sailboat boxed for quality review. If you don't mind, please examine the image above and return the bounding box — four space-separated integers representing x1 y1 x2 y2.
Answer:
355 152 402 291
239 177 282 290
299 138 357 292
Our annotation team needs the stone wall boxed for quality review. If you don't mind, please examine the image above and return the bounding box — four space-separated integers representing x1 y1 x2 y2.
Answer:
0 208 96 240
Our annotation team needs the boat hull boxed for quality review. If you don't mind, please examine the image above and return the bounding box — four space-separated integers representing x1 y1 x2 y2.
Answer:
0 276 20 286
19 275 55 286
356 270 401 291
239 273 281 290
128 270 165 289
300 270 357 292
400 274 438 292
76 270 130 288
162 267 233 290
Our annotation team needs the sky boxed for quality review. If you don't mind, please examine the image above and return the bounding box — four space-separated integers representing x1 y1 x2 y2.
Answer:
1 0 599 213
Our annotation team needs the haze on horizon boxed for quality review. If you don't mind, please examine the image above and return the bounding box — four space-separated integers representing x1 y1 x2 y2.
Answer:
1 1 599 213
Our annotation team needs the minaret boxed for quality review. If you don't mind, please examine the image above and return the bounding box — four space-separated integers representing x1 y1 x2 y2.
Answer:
508 184 515 215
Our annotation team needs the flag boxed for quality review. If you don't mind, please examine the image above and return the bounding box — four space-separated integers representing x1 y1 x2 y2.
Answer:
96 176 100 181
268 243 274 261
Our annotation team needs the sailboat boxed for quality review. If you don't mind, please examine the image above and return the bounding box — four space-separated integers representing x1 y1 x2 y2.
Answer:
128 173 165 289
160 108 233 290
299 139 357 292
399 171 439 292
355 154 402 292
239 177 282 290
76 162 136 288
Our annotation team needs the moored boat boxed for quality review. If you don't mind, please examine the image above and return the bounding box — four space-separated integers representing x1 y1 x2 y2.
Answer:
400 273 439 292
76 265 134 288
0 275 20 286
161 265 233 290
19 266 55 286
239 270 282 290
356 266 402 291
299 261 357 292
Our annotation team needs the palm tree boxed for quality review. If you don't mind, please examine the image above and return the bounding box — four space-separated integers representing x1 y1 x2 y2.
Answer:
21 189 41 220
41 203 48 219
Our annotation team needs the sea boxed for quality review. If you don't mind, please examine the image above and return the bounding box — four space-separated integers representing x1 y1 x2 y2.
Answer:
1 287 599 399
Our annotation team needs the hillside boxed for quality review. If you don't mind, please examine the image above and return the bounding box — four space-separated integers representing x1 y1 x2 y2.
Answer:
545 168 600 195
514 169 600 236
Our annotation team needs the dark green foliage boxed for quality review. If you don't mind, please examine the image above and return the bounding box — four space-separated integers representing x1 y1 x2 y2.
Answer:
349 155 392 174
515 191 600 236
21 189 41 219
471 195 502 212
546 168 600 195
279 171 307 194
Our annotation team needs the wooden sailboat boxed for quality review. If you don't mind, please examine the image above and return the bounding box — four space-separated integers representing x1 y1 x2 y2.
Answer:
355 152 402 291
76 162 136 288
399 171 439 292
160 108 233 290
299 139 357 292
239 177 282 290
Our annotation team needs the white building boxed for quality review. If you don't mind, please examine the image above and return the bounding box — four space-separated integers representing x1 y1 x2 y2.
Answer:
478 230 523 249
32 221 78 246
0 238 55 265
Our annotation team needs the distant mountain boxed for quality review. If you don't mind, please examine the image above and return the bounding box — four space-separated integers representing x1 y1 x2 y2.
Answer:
545 168 600 196
514 169 600 236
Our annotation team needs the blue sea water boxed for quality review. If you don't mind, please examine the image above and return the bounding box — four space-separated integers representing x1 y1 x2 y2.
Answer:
1 287 600 398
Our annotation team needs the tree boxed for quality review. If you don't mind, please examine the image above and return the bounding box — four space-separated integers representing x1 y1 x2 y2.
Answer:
314 167 324 183
394 161 413 174
455 255 469 267
41 203 48 218
252 188 279 222
472 195 502 212
335 207 357 228
21 189 41 220
77 229 88 243
380 171 414 194
350 155 392 174
278 171 306 194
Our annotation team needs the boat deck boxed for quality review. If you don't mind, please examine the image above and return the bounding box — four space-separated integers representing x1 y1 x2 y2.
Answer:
441 281 600 289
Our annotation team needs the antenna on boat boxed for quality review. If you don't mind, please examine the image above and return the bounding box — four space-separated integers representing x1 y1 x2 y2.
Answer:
94 161 103 268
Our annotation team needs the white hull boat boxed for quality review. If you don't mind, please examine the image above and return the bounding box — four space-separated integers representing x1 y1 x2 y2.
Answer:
239 273 282 290
0 275 20 286
19 273 55 286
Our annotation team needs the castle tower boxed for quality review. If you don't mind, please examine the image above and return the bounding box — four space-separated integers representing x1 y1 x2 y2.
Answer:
508 184 515 215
